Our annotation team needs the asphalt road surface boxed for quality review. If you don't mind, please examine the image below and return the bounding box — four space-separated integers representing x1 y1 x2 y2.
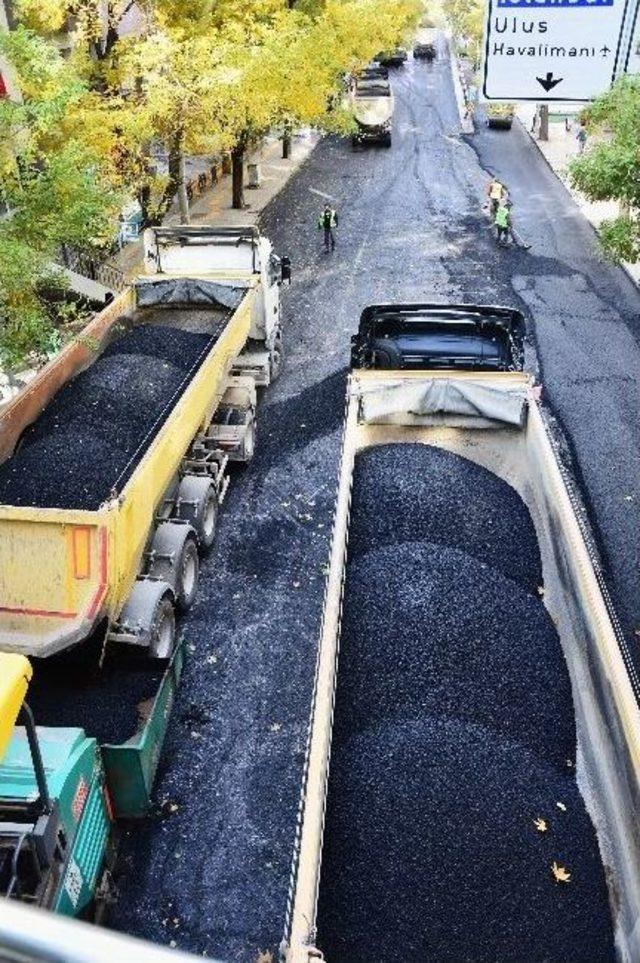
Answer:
111 40 640 962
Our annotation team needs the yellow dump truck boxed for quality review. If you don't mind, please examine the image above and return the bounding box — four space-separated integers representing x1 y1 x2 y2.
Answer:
0 226 290 659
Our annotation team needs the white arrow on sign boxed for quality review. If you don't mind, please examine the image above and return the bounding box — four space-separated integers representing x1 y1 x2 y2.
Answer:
482 0 633 102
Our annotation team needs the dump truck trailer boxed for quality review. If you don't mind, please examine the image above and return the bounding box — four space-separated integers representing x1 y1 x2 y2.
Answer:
0 646 183 919
0 226 290 659
351 79 394 148
284 304 640 962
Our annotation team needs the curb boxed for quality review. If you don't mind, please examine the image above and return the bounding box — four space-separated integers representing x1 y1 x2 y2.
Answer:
519 119 639 289
445 31 475 136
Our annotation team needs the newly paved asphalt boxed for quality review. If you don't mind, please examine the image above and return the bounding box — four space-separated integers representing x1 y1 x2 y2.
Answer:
111 40 640 962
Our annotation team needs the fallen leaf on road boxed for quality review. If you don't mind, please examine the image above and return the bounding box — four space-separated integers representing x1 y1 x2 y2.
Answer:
556 801 567 812
551 861 571 884
533 817 548 833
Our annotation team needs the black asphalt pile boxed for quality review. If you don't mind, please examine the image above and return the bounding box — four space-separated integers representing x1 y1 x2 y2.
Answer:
336 541 575 768
348 443 542 593
0 324 215 510
317 716 615 963
28 660 164 745
315 443 614 963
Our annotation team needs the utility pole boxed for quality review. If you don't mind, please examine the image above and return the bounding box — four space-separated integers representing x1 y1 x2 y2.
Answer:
538 104 549 142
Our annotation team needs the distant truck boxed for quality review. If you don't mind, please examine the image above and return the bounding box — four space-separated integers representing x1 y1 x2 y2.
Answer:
375 47 408 67
351 77 394 148
485 102 515 129
0 226 290 660
0 646 183 918
283 304 640 962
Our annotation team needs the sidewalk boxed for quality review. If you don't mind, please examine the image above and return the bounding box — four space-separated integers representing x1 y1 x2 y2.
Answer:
109 130 319 281
516 104 640 286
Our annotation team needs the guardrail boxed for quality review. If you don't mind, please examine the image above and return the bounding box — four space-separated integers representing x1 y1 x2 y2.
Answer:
0 901 225 963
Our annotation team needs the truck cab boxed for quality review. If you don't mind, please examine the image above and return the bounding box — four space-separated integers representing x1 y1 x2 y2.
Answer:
0 654 111 917
141 225 290 371
351 303 525 371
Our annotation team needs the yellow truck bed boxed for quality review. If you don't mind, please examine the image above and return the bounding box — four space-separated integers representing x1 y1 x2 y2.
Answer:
0 285 256 656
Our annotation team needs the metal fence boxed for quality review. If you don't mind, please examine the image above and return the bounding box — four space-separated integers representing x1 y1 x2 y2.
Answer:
59 245 127 294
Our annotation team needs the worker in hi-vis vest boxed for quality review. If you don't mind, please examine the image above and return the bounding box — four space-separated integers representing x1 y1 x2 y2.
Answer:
487 177 505 217
318 204 339 253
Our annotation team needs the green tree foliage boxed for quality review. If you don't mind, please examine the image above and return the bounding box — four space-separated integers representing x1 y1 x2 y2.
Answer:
569 75 640 264
443 0 483 68
0 28 118 369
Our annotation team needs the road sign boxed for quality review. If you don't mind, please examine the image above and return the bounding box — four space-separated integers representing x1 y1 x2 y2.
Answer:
482 0 633 102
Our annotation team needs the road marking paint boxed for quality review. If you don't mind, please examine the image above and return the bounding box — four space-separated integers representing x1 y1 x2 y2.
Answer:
309 188 337 201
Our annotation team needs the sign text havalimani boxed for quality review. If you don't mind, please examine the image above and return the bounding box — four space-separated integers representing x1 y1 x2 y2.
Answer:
483 0 631 102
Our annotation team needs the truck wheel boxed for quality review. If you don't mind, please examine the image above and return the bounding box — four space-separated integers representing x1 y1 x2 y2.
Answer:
146 522 200 611
236 413 256 464
175 475 219 551
176 536 199 611
383 132 392 148
269 331 284 381
114 579 176 657
149 596 176 659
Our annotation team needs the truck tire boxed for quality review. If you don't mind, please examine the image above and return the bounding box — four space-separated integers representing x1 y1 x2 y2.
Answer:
116 579 176 659
383 132 392 148
149 595 176 659
174 474 219 551
233 412 256 464
146 522 200 611
269 330 284 381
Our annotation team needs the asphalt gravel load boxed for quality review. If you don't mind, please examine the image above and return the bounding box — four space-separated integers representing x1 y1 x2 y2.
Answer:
316 716 615 963
0 323 222 510
28 660 164 745
315 442 614 963
348 443 542 593
335 540 576 768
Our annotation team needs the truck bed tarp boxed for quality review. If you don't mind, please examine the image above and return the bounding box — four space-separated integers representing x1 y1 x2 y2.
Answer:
356 378 528 428
353 96 394 127
135 278 246 311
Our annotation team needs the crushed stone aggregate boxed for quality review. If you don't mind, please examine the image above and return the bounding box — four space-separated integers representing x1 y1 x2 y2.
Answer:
348 443 542 593
315 443 614 963
0 325 217 510
317 715 615 963
28 659 164 745
336 539 575 767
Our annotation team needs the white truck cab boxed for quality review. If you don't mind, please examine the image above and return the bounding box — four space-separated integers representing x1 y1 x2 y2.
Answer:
141 225 291 383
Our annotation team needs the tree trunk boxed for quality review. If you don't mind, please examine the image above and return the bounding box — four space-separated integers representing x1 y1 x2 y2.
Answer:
176 151 190 224
232 142 246 210
157 130 190 224
538 105 549 142
282 123 292 159
166 132 190 223
138 184 153 228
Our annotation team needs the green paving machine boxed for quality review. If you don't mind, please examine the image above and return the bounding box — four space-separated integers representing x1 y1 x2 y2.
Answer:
0 645 184 918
